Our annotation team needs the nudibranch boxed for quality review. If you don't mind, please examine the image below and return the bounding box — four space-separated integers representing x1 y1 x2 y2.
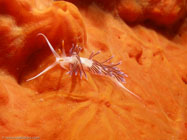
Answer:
27 33 140 99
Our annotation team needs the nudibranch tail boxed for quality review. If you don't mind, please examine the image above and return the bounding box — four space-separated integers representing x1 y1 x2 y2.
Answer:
113 79 141 100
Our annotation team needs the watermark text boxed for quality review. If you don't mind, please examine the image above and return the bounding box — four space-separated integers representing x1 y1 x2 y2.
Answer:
1 136 40 139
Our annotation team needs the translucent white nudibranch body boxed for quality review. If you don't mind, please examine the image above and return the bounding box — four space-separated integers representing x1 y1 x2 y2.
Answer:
57 56 93 70
80 57 93 68
26 33 141 101
57 56 78 69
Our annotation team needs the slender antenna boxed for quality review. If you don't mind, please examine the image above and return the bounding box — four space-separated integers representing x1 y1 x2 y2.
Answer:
26 62 57 81
37 33 60 58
